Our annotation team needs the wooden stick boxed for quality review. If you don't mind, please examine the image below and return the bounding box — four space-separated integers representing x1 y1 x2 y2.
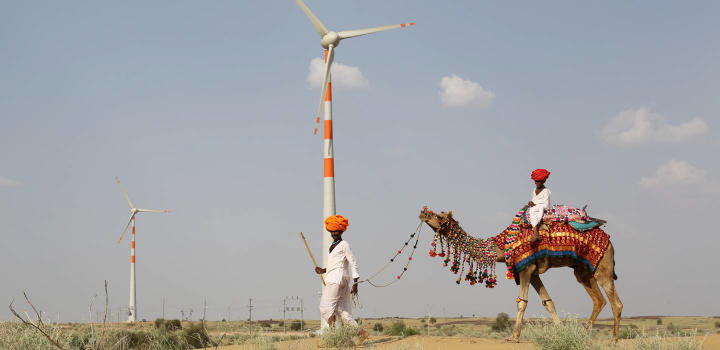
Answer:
300 232 325 286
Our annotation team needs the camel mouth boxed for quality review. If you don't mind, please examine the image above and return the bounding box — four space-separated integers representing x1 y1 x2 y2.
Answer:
419 206 451 233
418 206 436 223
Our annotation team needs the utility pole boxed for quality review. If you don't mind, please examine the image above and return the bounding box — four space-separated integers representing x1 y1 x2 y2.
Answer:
203 300 207 329
300 298 304 332
189 308 193 322
283 298 286 335
228 306 231 322
181 309 185 321
162 296 165 319
247 298 253 322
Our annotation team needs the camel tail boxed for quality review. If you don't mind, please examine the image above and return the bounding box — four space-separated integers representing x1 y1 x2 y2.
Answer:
613 257 618 280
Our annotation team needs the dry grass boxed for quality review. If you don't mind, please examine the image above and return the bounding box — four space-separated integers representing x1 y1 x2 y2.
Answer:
2 313 716 349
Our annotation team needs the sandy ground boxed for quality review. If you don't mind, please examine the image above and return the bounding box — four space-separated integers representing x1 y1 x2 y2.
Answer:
216 335 533 350
215 333 720 350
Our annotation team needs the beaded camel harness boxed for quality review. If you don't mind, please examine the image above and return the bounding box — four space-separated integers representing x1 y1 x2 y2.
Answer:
423 207 499 288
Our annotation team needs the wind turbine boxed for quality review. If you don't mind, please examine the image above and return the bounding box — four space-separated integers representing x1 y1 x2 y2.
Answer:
295 0 414 326
115 177 170 322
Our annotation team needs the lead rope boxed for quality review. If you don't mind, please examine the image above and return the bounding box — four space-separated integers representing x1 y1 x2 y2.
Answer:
352 291 362 309
357 222 422 288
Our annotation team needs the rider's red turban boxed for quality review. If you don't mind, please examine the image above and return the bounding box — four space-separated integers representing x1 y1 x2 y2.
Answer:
325 215 349 232
531 169 551 181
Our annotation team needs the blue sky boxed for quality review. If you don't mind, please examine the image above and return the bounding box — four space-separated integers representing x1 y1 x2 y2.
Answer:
1 1 718 322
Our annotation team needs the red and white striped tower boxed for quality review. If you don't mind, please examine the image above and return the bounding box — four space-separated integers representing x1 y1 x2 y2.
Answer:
128 216 137 322
321 49 335 284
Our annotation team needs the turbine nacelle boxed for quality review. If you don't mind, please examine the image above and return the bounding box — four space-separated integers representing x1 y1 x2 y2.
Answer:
115 177 170 244
296 0 415 134
321 31 340 49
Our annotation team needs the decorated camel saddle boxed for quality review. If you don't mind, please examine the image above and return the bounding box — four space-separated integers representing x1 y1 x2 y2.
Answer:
523 204 606 231
500 205 610 280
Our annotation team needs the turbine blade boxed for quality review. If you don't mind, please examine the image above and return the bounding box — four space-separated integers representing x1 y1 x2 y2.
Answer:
137 209 171 213
117 214 135 244
338 22 415 40
314 45 334 135
296 0 328 38
115 177 135 209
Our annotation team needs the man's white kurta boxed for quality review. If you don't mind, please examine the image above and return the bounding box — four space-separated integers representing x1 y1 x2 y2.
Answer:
528 188 551 227
319 241 360 325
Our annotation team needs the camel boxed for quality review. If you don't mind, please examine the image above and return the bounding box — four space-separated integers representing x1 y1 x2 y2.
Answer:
419 208 623 342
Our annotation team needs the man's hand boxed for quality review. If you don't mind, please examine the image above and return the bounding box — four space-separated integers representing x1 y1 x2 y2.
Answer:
315 267 326 274
528 201 535 207
351 282 358 295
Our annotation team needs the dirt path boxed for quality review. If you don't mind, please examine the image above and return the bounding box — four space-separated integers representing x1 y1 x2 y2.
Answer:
215 333 720 349
215 335 532 350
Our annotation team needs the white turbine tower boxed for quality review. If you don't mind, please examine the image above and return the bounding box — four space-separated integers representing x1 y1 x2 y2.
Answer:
295 0 414 327
115 177 170 322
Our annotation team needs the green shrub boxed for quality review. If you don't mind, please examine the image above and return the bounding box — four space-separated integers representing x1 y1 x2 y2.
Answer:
657 319 663 325
182 323 213 348
289 320 304 331
69 333 88 350
320 324 358 349
666 322 679 335
154 318 166 329
714 321 720 329
260 321 272 328
620 323 640 339
523 315 602 350
166 319 182 330
373 323 384 332
247 334 279 350
384 320 420 336
491 312 512 332
630 329 703 350
108 329 153 348
429 317 437 324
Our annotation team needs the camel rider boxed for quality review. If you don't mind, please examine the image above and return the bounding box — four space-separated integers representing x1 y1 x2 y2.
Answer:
528 169 551 242
315 215 369 342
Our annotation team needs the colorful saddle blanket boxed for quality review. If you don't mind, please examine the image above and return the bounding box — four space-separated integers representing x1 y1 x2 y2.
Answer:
523 205 588 224
493 222 611 277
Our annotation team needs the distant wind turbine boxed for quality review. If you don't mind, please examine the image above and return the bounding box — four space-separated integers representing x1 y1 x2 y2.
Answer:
115 177 170 322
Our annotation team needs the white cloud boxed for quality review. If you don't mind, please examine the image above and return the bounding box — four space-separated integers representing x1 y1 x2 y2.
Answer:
439 74 495 109
0 176 22 186
602 107 708 146
639 160 706 188
307 58 369 89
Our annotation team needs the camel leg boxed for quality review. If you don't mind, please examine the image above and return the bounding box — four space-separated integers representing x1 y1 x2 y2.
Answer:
510 266 536 342
530 275 560 324
596 275 622 342
594 244 623 342
573 267 606 330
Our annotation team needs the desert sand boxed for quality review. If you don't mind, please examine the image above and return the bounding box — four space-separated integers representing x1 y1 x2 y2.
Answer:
215 333 719 350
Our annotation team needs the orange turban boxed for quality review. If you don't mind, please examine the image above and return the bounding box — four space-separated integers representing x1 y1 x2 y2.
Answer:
531 169 551 181
325 215 349 232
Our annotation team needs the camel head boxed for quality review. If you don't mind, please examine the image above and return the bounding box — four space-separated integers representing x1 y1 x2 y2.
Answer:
419 206 454 237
